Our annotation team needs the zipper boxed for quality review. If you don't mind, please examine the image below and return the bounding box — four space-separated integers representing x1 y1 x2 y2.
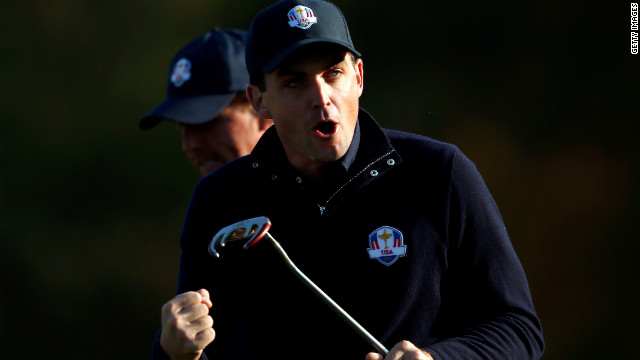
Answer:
316 150 394 216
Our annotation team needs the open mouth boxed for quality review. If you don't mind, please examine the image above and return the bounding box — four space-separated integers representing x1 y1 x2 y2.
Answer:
313 121 338 137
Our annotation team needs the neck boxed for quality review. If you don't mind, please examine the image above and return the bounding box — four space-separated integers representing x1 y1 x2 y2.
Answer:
287 154 332 180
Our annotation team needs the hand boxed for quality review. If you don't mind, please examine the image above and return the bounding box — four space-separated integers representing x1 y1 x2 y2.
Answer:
160 289 215 360
365 340 434 360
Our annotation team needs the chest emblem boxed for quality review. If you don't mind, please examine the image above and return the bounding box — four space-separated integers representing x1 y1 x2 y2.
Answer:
367 226 407 266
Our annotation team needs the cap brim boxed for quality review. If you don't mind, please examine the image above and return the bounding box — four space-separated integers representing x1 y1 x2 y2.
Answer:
139 92 237 130
260 38 361 74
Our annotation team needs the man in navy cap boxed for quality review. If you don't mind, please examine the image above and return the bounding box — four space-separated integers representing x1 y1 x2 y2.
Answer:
153 1 544 359
141 28 272 175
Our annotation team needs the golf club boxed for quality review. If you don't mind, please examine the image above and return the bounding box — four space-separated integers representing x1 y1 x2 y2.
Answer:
209 216 389 356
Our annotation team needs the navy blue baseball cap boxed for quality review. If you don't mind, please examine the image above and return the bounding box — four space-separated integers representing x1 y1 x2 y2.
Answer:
245 0 361 79
140 28 250 130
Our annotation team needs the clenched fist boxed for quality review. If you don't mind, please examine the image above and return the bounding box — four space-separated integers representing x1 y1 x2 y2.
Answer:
160 289 215 360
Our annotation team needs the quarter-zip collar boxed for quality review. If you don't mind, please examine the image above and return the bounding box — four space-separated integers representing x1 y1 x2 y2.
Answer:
249 108 402 215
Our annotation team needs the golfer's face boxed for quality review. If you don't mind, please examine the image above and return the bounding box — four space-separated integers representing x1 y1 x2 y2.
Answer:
260 44 363 170
181 103 262 176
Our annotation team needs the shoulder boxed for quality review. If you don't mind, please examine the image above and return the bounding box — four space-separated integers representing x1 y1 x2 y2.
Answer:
383 128 468 167
381 128 486 193
180 155 258 250
193 155 252 195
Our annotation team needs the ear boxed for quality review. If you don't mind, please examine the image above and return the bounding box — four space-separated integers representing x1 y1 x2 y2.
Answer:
246 85 272 119
355 58 364 97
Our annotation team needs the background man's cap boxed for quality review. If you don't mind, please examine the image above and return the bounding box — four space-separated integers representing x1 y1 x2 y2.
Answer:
140 28 249 130
245 0 360 79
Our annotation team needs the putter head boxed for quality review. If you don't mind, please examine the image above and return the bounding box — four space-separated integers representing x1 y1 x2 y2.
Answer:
208 216 271 258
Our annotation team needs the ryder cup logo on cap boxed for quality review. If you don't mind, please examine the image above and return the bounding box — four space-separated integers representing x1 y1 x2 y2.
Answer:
245 0 361 78
139 29 249 130
367 226 407 266
171 58 192 87
288 5 317 29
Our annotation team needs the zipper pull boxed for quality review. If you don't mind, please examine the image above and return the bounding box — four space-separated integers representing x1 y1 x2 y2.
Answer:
318 205 325 215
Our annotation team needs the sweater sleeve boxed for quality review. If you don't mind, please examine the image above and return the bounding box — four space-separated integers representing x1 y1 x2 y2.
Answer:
424 148 544 359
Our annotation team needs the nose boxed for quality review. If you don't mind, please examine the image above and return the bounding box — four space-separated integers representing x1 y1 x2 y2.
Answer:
311 78 331 109
181 125 201 153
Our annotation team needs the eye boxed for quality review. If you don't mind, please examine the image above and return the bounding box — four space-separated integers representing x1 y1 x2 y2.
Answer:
324 69 343 83
283 77 303 88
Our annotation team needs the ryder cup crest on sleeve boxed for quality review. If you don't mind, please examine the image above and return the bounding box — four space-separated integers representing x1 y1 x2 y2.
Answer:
245 0 361 79
140 28 250 129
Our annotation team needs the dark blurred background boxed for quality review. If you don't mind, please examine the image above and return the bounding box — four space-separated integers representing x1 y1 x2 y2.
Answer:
1 1 637 359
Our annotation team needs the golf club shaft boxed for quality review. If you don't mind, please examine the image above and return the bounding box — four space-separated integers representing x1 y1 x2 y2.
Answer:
264 232 389 355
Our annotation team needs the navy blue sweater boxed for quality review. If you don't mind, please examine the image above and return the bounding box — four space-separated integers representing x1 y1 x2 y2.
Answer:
152 109 544 359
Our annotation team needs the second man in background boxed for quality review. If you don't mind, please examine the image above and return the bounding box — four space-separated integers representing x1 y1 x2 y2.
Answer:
140 28 272 176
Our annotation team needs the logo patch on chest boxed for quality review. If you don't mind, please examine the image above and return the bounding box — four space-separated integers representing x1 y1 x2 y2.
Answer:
367 226 407 266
